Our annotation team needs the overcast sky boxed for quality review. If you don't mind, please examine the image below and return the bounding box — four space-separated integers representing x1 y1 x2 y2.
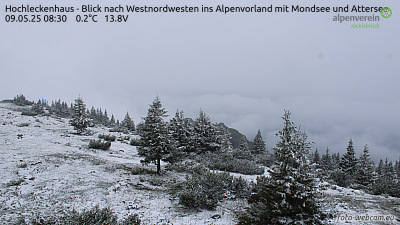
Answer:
1 0 399 162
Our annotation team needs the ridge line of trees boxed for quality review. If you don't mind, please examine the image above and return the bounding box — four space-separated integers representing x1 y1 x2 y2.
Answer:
311 140 400 197
6 94 135 133
136 96 270 174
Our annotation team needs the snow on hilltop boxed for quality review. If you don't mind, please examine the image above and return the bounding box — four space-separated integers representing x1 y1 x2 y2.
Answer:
1 102 399 224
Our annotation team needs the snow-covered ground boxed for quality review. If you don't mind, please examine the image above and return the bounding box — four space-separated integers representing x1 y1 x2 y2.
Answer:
1 102 399 224
319 182 400 224
0 103 243 224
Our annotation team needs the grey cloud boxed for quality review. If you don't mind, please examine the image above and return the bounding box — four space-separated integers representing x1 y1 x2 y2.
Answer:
1 0 399 163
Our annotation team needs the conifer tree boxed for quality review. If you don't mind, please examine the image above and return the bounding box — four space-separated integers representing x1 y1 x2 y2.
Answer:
90 106 96 119
13 94 33 106
332 153 340 169
251 130 266 155
385 160 395 181
169 110 194 154
320 147 332 172
103 110 110 126
234 135 252 160
239 135 250 152
339 139 358 186
355 145 375 187
239 111 319 224
371 158 397 196
70 97 89 134
313 148 321 166
31 100 45 115
395 159 400 178
98 108 103 123
375 159 384 176
217 126 233 150
137 97 176 174
110 114 116 126
121 112 135 132
70 103 74 115
193 110 221 153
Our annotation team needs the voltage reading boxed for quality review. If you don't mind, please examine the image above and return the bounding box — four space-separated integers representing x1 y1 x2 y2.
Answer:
105 15 129 22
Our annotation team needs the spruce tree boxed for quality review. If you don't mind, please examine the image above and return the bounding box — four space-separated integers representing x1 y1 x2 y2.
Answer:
121 112 135 132
31 100 45 115
313 148 321 166
376 159 384 175
169 110 194 154
339 139 358 186
320 147 332 172
70 97 89 134
69 103 74 115
395 159 400 178
386 160 395 180
110 114 116 126
90 106 96 119
395 160 400 197
239 135 250 152
137 97 176 174
239 111 319 224
332 153 340 169
234 135 252 160
103 110 110 126
355 145 375 187
251 130 266 155
371 159 397 196
193 110 221 153
98 108 103 123
217 125 233 150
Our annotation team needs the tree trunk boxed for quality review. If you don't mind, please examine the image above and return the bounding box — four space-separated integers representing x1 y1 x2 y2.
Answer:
157 158 161 174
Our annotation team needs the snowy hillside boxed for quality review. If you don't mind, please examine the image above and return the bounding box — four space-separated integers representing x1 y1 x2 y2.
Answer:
1 102 399 224
0 103 244 224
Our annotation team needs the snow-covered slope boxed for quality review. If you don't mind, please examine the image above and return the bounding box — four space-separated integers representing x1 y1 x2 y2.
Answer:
319 182 400 224
1 102 399 224
0 103 243 224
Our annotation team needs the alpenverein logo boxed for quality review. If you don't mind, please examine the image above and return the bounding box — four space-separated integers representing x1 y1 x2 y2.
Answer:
381 7 392 19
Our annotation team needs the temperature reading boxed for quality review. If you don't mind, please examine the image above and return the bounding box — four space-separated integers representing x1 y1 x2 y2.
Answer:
76 14 98 23
105 15 129 23
4 4 132 24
